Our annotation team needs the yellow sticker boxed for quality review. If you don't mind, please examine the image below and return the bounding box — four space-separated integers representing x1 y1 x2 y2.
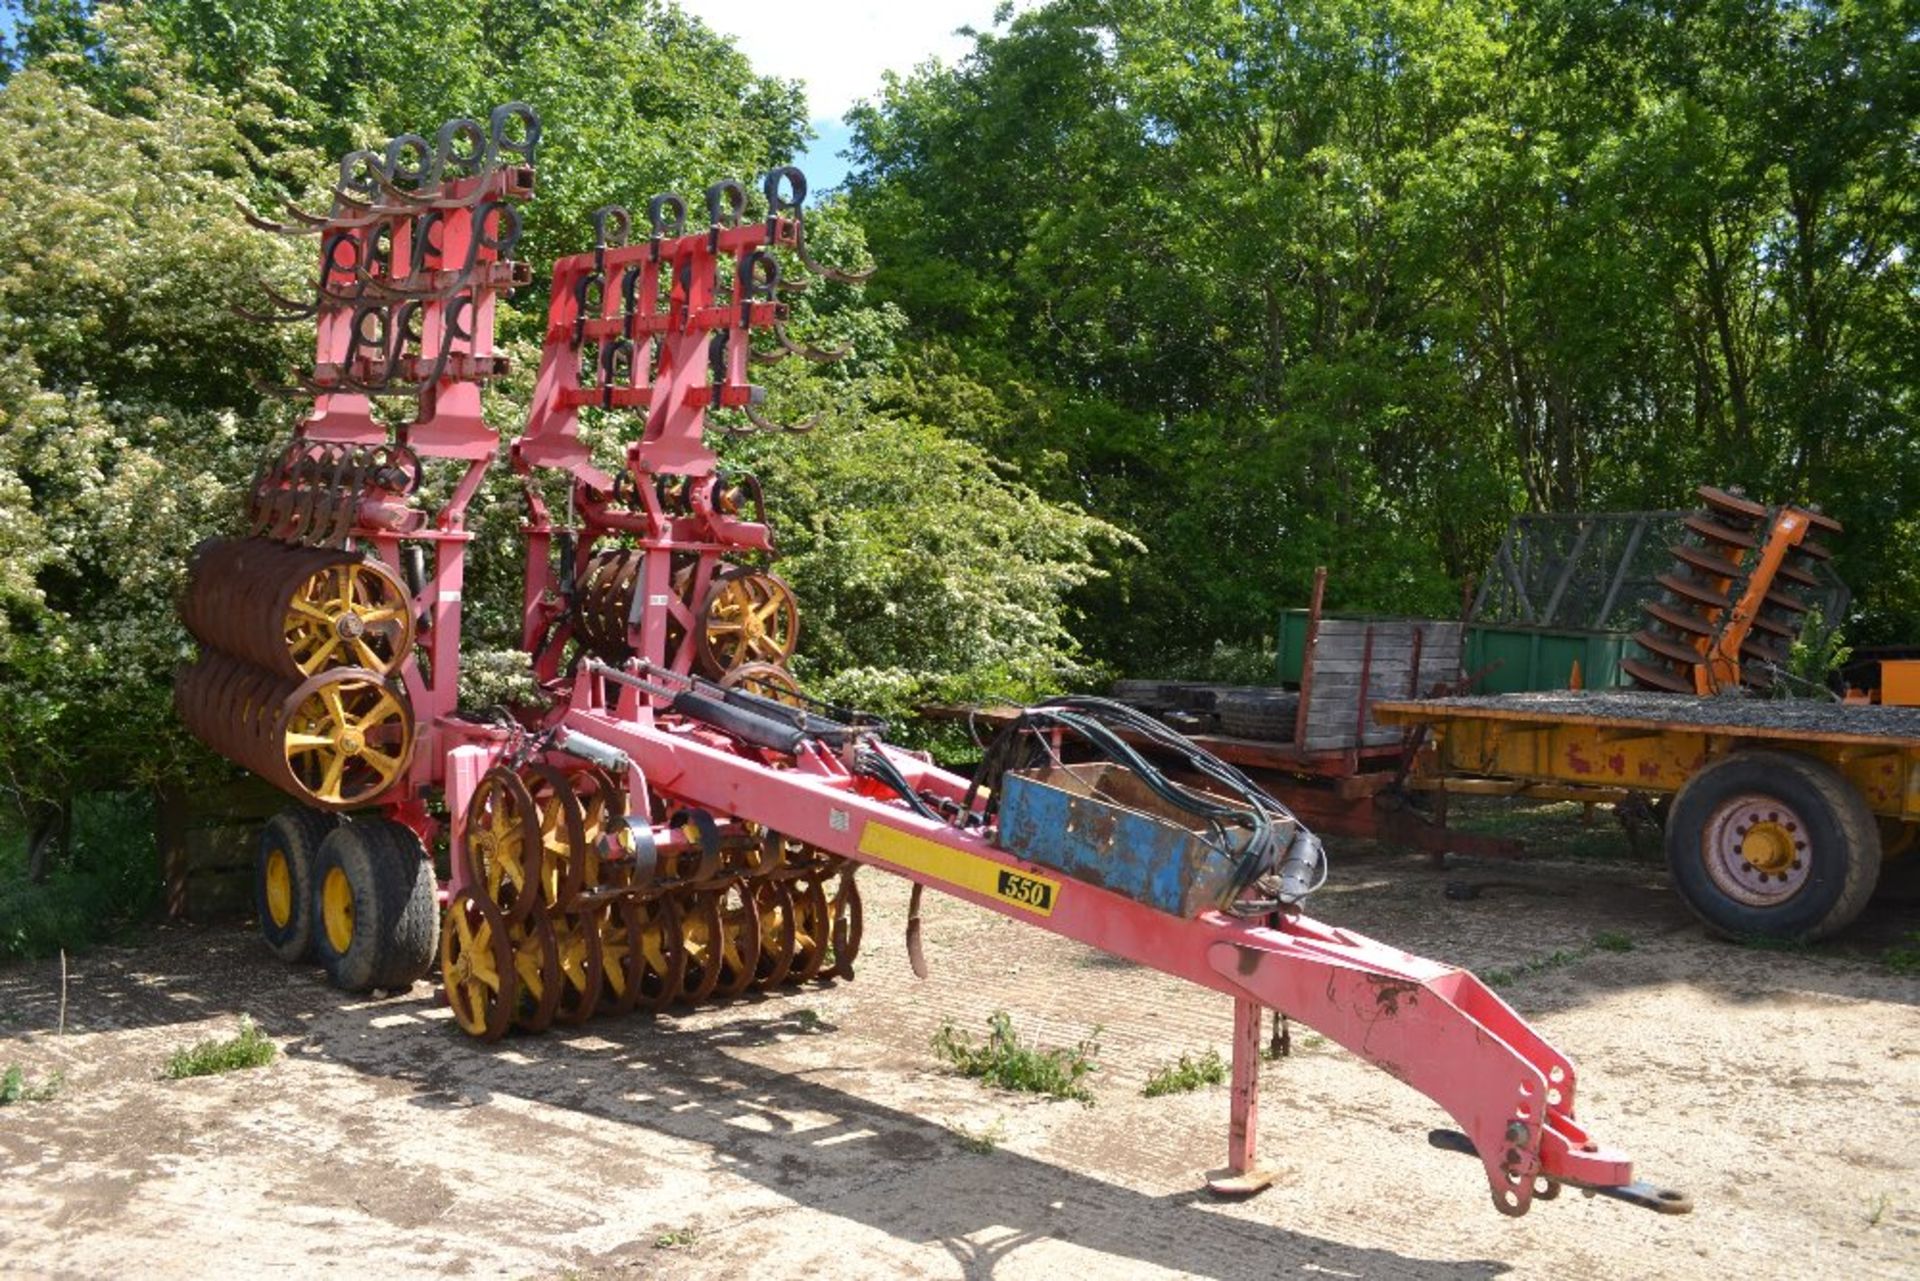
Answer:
856 822 1060 917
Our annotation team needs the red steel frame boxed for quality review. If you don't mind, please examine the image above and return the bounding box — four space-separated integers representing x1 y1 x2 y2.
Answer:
269 148 1676 1216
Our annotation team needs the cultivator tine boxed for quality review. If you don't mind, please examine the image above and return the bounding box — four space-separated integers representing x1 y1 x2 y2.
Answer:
793 225 876 285
743 402 820 434
773 322 849 363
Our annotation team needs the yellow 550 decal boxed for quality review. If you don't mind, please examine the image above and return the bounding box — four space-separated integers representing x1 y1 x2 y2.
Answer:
856 823 1060 917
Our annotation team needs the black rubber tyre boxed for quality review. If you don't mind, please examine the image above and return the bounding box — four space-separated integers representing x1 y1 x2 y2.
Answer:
1215 690 1301 742
1665 749 1881 941
255 807 338 963
312 818 440 992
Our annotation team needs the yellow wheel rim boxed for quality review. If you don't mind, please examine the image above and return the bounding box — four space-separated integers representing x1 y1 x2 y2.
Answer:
264 848 293 928
284 560 414 676
322 865 354 954
283 675 413 806
440 896 510 1039
701 572 798 673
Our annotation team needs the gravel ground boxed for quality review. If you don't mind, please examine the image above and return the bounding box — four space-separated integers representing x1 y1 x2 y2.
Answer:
2 829 1916 1280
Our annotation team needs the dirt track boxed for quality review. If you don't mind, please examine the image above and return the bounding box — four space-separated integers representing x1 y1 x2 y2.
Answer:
2 833 1916 1280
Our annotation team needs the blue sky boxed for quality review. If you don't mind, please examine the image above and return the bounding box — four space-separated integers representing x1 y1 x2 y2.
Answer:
677 1 1023 190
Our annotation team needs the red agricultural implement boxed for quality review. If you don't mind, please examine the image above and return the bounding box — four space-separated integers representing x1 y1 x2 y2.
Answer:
180 106 1690 1219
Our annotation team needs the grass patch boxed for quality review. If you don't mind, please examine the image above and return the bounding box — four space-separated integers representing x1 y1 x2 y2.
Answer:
932 1011 1099 1104
1480 931 1641 989
1880 931 1920 977
162 1016 276 1080
952 1118 1007 1154
653 1228 698 1250
1446 798 1638 862
0 1064 63 1105
1142 1049 1227 1097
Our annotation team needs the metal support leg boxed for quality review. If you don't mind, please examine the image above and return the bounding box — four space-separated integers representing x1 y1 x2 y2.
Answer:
1205 997 1279 1197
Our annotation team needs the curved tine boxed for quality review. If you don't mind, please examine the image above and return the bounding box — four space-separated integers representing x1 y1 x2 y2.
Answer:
236 199 308 236
231 300 315 325
275 197 342 230
357 271 475 303
749 344 790 367
250 374 310 399
774 322 850 363
257 280 323 314
774 274 812 294
370 167 496 212
745 402 821 434
794 233 876 284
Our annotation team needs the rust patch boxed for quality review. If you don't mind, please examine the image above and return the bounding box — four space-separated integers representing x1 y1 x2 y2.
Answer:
1638 760 1662 780
1606 752 1627 775
1565 743 1594 775
1367 975 1421 1017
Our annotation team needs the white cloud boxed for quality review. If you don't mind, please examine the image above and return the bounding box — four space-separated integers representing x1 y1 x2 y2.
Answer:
675 0 1017 117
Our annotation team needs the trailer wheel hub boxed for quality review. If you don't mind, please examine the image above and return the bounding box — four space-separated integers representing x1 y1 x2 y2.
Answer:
1739 820 1797 875
1704 796 1810 905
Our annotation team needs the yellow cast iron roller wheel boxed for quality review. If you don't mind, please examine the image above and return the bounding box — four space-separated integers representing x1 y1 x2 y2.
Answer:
694 567 799 678
441 891 515 1041
280 670 415 808
461 767 544 926
283 557 415 676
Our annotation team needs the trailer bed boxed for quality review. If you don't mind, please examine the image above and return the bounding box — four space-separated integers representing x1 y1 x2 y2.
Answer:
1375 691 1920 823
1376 690 1920 748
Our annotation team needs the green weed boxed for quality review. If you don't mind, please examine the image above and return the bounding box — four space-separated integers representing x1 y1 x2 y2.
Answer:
1142 1049 1227 1097
162 1016 276 1080
0 1064 63 1104
932 1011 1100 1104
952 1118 1007 1154
1881 932 1920 977
1480 931 1640 988
654 1229 698 1250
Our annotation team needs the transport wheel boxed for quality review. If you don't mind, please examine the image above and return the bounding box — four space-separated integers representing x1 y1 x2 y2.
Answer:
441 891 515 1041
1665 750 1881 941
312 818 439 991
255 807 338 963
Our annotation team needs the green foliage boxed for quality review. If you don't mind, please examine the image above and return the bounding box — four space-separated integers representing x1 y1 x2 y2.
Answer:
0 1064 64 1104
736 412 1134 726
1881 932 1920 978
1141 1048 1227 1097
162 1015 275 1079
951 1118 1007 1154
847 0 1920 662
1590 930 1636 954
0 793 159 960
931 1010 1100 1104
1785 607 1852 691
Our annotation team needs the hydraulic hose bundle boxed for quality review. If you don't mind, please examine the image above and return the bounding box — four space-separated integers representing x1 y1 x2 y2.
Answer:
970 696 1328 914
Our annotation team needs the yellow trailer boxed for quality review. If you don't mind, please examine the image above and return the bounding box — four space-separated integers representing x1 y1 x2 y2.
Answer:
1374 691 1919 940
